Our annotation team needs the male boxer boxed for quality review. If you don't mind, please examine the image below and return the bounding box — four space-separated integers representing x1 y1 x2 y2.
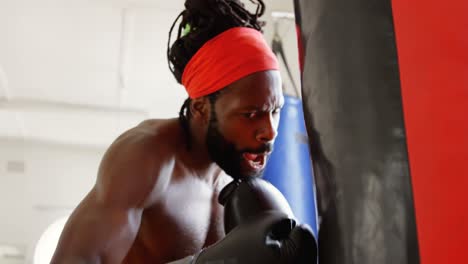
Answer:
51 0 315 263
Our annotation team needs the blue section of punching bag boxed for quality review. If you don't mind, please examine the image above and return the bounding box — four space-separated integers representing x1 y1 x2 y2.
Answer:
263 95 318 235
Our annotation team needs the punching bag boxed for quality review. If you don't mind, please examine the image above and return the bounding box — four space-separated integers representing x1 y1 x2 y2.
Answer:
293 0 419 263
263 95 318 235
294 0 468 263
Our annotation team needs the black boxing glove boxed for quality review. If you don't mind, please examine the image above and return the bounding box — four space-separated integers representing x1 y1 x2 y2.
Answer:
169 210 315 264
219 177 317 263
218 177 295 234
168 178 317 264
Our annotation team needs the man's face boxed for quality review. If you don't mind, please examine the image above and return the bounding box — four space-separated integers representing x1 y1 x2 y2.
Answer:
205 70 284 179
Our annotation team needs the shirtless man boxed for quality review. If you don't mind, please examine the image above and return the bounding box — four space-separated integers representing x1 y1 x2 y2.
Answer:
51 1 315 263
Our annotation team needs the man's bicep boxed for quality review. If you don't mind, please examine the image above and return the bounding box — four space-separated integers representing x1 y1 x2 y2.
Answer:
51 189 143 264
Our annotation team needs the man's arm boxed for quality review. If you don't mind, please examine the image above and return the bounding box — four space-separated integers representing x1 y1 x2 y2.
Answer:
51 132 165 264
51 189 143 264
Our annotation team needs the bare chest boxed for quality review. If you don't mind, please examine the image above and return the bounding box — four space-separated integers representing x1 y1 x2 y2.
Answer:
124 179 226 263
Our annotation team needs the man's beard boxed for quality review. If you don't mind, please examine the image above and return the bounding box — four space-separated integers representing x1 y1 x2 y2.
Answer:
205 110 272 180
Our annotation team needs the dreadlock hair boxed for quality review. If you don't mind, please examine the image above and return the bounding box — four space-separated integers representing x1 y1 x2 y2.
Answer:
168 0 266 149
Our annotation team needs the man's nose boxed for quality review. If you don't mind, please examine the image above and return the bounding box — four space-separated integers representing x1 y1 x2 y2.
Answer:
256 115 278 143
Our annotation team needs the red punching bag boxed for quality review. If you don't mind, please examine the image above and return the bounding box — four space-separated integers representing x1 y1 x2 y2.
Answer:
392 0 468 263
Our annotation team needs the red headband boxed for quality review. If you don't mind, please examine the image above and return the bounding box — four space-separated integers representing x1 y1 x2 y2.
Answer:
181 27 279 99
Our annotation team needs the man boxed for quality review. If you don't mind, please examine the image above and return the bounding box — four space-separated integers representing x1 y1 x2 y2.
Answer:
51 1 309 263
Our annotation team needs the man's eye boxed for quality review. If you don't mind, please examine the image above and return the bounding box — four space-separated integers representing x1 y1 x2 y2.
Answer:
243 112 257 119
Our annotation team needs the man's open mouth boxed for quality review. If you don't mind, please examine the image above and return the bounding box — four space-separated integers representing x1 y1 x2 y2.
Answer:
242 152 269 171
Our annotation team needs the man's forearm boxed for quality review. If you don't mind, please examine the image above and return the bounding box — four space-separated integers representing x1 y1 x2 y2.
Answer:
51 254 101 264
166 255 195 264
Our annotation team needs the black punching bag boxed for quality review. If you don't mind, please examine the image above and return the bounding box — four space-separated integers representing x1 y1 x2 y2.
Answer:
293 0 420 263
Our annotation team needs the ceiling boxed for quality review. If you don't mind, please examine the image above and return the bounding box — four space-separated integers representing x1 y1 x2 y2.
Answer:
0 0 297 148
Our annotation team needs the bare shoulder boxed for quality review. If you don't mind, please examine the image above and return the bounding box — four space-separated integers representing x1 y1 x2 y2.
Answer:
96 118 184 208
117 118 183 145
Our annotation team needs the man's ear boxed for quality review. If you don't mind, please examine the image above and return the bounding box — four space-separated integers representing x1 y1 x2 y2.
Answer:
190 97 210 124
